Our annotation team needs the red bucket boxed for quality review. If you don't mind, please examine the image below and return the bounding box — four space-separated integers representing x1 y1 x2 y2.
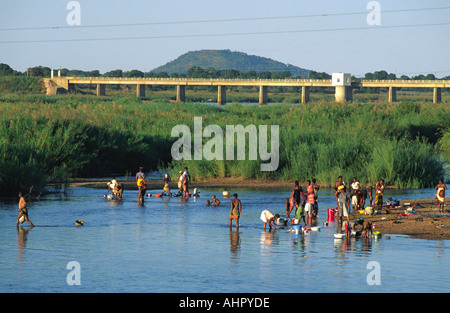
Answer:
327 207 337 220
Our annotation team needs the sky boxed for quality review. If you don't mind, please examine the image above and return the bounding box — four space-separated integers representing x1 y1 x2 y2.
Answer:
0 0 449 77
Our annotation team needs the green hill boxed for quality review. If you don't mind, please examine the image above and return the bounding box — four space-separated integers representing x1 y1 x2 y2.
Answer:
151 49 310 77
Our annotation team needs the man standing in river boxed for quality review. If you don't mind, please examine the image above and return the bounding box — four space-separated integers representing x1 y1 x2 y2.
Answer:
182 167 190 197
16 192 34 227
229 193 242 230
136 166 146 201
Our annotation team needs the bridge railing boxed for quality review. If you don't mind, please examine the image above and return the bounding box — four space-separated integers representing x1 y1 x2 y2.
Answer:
359 79 450 84
66 76 333 83
65 76 449 85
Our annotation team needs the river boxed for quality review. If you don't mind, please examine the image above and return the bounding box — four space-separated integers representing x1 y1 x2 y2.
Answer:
0 185 448 293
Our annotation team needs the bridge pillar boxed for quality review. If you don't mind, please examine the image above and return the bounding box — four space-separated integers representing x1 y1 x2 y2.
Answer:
96 84 106 96
335 86 352 103
433 87 442 104
259 86 268 105
388 87 397 103
137 84 145 97
217 85 227 105
301 86 310 104
176 85 185 102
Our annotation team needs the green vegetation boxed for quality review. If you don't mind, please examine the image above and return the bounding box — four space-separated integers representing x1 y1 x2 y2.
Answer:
0 90 447 196
166 99 447 189
151 49 310 76
0 76 44 94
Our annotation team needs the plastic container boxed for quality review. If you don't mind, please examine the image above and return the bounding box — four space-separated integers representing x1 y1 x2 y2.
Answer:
327 208 336 220
292 224 302 234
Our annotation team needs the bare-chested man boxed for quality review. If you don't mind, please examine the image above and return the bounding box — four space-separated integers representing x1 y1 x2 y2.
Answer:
17 192 34 227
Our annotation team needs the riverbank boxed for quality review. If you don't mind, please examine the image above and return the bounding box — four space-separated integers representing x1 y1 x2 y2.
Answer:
347 198 450 240
67 176 406 191
67 177 294 189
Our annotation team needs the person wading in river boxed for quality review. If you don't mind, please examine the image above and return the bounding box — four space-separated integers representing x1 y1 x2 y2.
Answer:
229 193 242 230
16 192 34 227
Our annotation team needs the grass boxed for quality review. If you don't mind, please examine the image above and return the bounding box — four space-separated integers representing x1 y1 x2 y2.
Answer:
0 88 448 195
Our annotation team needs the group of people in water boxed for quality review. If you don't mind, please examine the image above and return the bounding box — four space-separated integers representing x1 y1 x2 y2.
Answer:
103 166 193 204
15 166 447 234
256 177 384 237
260 179 320 232
260 176 447 238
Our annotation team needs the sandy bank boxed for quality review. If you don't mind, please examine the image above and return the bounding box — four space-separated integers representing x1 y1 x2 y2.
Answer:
345 198 450 240
67 177 294 189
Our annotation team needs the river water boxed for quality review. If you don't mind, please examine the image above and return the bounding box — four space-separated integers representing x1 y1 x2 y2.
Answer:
0 185 448 293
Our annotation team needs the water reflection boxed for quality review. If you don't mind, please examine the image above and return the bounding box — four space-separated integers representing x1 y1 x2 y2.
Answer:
229 229 240 258
2 186 449 293
16 227 32 261
105 199 123 208
434 241 445 258
333 236 374 257
290 233 310 252
260 230 279 247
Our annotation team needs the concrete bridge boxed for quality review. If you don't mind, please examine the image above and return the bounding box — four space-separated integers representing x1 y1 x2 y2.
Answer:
44 73 448 104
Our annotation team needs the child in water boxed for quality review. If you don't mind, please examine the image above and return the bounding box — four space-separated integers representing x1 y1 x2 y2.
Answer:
260 210 280 231
286 191 298 218
285 198 290 217
138 183 147 205
162 182 172 197
211 195 220 206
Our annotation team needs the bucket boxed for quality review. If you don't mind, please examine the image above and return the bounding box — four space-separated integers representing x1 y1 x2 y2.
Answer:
292 224 302 234
327 208 336 220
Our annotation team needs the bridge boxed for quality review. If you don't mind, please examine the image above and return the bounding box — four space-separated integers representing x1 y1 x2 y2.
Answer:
44 73 448 104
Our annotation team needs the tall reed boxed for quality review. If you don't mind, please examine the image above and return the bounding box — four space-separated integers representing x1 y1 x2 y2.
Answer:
0 93 447 195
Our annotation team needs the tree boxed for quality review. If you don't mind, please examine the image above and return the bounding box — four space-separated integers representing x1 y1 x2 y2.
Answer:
258 72 271 79
27 66 51 77
240 70 257 79
87 70 100 77
272 71 292 79
0 63 20 76
187 66 206 78
412 74 426 80
220 69 240 79
103 69 123 77
123 70 144 78
373 70 388 80
309 71 331 79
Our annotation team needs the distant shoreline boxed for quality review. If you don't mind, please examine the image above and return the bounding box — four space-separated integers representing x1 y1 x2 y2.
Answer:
68 177 406 190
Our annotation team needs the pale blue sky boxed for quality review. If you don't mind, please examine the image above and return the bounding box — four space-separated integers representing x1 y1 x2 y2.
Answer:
1 0 449 77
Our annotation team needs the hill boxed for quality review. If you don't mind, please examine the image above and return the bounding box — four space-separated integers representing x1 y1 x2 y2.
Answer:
151 49 310 77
